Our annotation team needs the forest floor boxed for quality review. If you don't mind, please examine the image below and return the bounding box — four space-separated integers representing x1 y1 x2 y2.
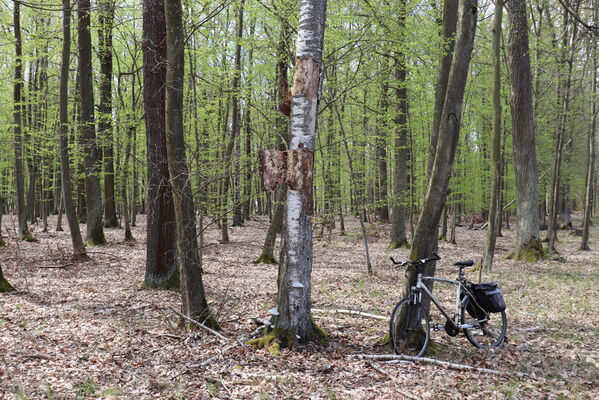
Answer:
1 212 598 399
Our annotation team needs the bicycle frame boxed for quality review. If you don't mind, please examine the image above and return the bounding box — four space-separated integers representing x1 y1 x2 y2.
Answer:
412 272 480 331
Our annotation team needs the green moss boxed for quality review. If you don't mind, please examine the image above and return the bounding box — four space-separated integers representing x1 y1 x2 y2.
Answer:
267 342 281 356
310 316 328 345
0 237 5 248
0 275 14 293
380 332 391 346
253 254 278 265
387 240 410 250
438 234 447 241
505 240 544 262
142 268 181 291
20 232 37 242
247 329 277 349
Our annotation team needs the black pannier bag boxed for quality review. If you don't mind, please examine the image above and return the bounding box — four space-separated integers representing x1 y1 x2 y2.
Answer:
473 282 506 313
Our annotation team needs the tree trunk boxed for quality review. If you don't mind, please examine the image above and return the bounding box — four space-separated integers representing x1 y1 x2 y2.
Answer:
142 0 178 289
99 0 118 228
482 0 503 272
406 0 478 297
375 79 389 222
389 4 410 249
164 0 217 328
13 0 28 240
243 20 256 221
59 0 87 257
273 0 328 347
581 7 597 250
79 0 106 245
427 0 459 179
506 0 542 261
232 0 245 228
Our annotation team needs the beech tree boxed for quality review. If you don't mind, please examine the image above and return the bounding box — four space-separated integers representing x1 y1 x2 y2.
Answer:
59 0 86 258
164 0 217 326
506 0 543 262
406 0 478 291
78 0 106 245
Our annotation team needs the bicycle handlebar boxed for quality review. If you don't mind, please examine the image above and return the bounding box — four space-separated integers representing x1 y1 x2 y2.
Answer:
390 252 440 268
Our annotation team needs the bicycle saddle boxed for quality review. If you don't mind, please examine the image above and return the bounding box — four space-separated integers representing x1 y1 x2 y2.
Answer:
453 260 474 267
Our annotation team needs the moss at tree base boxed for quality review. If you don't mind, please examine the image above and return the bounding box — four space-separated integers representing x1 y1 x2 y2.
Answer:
0 271 14 292
85 236 107 246
253 254 278 265
387 240 410 250
248 317 328 351
20 231 37 242
505 240 544 262
142 268 181 291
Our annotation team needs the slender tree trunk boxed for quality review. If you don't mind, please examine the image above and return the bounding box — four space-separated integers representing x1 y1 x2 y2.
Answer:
336 106 372 274
428 0 459 178
482 0 503 272
406 0 478 298
243 20 256 221
389 2 410 249
506 0 542 261
375 79 390 222
164 0 217 328
232 0 245 228
59 0 86 257
79 0 106 245
55 194 64 232
99 0 118 228
142 0 178 289
0 263 14 292
272 0 328 347
581 10 598 250
13 1 28 239
548 10 578 252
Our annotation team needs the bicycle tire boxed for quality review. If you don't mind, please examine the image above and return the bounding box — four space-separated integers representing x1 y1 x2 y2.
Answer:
389 298 430 357
461 295 506 348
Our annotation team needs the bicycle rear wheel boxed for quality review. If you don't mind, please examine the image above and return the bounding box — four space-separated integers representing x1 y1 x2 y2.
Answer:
389 298 430 357
461 295 506 348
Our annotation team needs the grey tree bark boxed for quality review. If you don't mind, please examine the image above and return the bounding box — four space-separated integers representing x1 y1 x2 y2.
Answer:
505 0 543 261
78 0 106 245
482 0 503 272
547 9 579 252
13 0 28 240
389 1 410 250
406 0 478 296
98 0 118 228
59 0 86 258
427 0 459 179
272 0 328 347
164 0 217 328
581 3 598 251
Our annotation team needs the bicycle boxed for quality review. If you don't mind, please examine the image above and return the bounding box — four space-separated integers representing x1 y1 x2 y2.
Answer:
389 253 507 357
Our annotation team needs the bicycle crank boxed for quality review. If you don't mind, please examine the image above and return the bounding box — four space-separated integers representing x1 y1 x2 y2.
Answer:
444 320 459 336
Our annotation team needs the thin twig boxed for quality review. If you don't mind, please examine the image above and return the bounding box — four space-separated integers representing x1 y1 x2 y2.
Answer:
169 307 230 342
26 263 72 269
365 361 422 400
312 307 387 321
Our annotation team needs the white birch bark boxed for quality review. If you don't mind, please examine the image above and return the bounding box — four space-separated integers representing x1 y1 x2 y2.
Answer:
274 0 327 345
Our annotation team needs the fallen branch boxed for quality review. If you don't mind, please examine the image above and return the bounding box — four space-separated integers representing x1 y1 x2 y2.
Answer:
312 308 387 321
356 354 528 377
169 307 230 342
365 361 422 400
28 263 73 269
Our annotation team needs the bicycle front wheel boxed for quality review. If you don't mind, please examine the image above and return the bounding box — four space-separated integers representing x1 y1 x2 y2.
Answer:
461 295 507 348
389 298 430 357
